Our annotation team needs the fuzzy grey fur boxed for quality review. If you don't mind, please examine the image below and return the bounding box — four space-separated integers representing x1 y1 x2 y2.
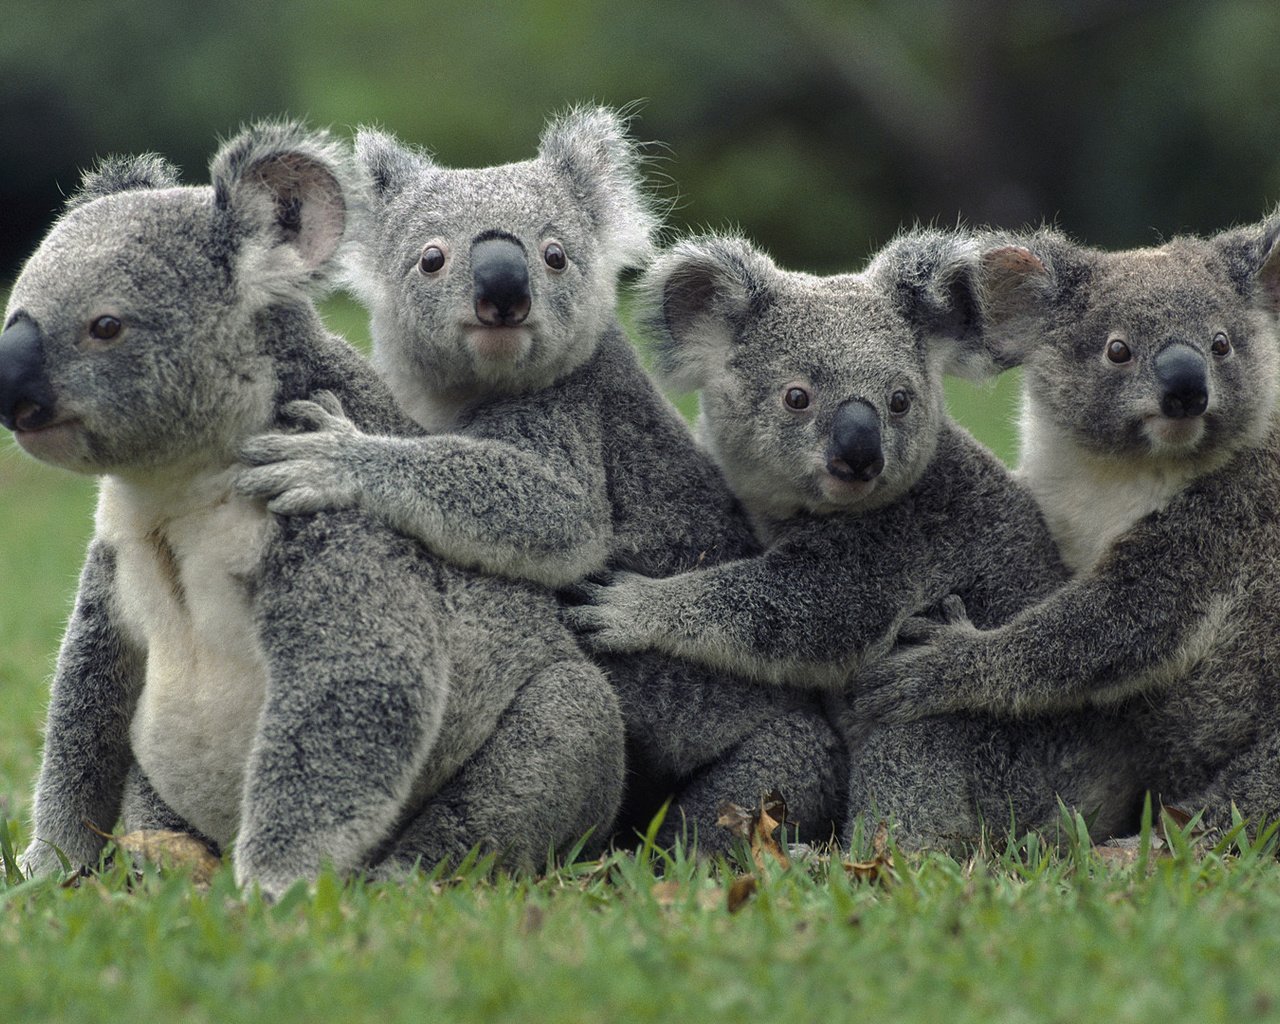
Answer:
851 218 1280 834
569 230 1140 850
7 124 623 896
234 109 845 853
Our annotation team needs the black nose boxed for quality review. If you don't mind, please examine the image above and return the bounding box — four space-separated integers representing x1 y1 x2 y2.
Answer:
0 318 56 432
828 399 884 482
1155 343 1208 419
472 236 531 327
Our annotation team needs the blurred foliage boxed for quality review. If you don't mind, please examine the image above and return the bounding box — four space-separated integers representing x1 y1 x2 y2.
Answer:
4 0 1280 282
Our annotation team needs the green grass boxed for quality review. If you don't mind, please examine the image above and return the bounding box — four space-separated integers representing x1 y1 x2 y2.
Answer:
3 294 1275 1021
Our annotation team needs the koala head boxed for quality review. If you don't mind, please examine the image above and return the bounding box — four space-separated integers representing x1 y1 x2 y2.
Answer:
0 123 355 476
346 106 658 417
978 219 1280 469
639 229 981 520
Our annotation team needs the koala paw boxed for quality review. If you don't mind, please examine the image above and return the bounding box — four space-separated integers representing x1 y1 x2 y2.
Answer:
849 622 979 725
560 571 659 654
237 392 365 515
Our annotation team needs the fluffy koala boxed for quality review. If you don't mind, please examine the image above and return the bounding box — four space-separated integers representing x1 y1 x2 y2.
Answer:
852 219 1280 833
566 231 1141 849
3 123 623 896
234 109 844 853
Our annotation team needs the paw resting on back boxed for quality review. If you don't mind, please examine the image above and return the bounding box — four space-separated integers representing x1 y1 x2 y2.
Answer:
236 391 363 515
560 570 661 653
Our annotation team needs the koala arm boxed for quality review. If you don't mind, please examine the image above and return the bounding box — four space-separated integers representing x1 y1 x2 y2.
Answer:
850 501 1239 724
22 542 144 877
233 511 451 900
564 529 926 689
237 394 612 587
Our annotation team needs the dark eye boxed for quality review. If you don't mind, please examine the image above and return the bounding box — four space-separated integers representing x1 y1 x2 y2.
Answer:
543 241 567 271
1211 331 1231 357
89 315 122 341
783 386 810 411
419 245 446 274
889 389 911 415
1106 338 1132 364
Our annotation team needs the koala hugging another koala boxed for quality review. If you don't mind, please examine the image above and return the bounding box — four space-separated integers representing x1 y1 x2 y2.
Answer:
853 220 1280 836
235 107 847 854
2 123 625 897
566 230 1142 850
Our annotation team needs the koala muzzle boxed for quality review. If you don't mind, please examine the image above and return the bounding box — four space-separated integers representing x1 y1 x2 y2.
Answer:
828 399 884 482
472 237 532 327
0 318 57 432
1155 343 1209 419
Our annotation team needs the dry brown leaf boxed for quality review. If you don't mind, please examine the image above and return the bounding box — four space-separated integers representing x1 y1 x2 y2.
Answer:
113 829 221 885
726 874 758 913
716 790 792 872
841 819 894 886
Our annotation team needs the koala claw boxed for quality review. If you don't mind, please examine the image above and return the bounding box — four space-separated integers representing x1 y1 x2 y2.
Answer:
895 593 973 647
560 572 653 652
281 391 355 434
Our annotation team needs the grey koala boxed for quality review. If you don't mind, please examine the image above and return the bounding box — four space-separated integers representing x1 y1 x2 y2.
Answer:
851 219 1280 834
3 123 623 896
234 108 845 853
566 230 1142 850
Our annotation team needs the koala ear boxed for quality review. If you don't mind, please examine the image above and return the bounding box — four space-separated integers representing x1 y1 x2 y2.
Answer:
1213 210 1280 313
65 153 182 211
538 105 658 272
354 127 432 204
974 231 1088 369
866 229 987 379
639 235 769 393
210 121 355 298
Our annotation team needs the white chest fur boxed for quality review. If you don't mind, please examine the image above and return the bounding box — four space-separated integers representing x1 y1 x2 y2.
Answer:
98 470 276 847
1017 402 1199 574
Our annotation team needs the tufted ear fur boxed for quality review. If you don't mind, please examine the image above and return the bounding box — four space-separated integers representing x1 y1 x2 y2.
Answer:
974 229 1090 369
866 228 988 380
1212 209 1280 314
65 153 182 211
639 234 771 393
538 105 658 274
354 127 434 204
210 120 356 304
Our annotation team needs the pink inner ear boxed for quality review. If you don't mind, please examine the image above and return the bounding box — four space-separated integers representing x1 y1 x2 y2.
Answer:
982 245 1047 278
251 153 346 270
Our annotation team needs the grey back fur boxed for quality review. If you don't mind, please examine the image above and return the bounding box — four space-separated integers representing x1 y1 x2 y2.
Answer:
234 109 845 854
852 217 1280 834
5 123 624 896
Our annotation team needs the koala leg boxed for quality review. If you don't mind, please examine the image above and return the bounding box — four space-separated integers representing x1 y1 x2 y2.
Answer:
607 652 807 785
121 763 222 857
656 702 847 858
846 716 1001 853
372 660 625 877
847 713 1142 853
1175 730 1280 835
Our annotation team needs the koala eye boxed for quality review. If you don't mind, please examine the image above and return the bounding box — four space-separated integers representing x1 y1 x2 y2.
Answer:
1211 331 1231 357
782 386 811 411
542 240 568 272
888 389 911 416
1105 337 1132 364
419 244 447 275
89 315 122 342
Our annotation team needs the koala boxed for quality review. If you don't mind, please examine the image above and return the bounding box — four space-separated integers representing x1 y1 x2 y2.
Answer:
233 108 845 853
851 218 1280 834
565 230 1142 850
2 123 624 897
